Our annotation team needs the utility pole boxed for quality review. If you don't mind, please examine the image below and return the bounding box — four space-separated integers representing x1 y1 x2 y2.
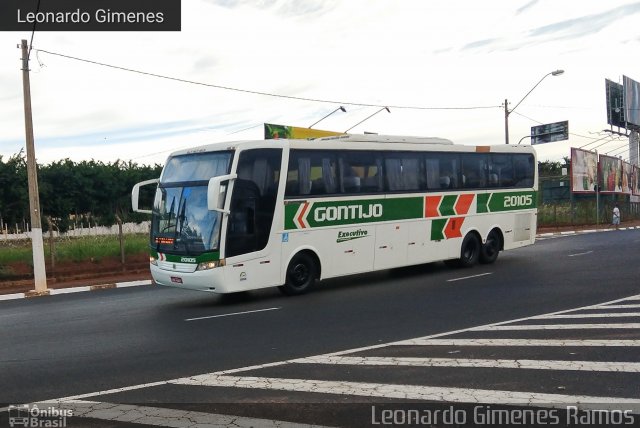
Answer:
504 99 509 145
20 39 48 294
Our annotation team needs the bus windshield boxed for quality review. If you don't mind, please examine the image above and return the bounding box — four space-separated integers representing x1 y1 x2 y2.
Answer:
151 151 232 255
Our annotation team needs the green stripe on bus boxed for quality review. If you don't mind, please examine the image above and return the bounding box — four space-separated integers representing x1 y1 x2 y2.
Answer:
439 195 457 216
477 193 490 214
284 197 423 230
150 249 220 263
482 191 537 212
431 218 447 241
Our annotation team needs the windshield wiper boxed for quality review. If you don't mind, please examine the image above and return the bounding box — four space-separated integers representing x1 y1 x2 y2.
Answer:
173 195 192 253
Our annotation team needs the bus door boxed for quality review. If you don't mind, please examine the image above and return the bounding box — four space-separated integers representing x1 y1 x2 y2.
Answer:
223 148 283 290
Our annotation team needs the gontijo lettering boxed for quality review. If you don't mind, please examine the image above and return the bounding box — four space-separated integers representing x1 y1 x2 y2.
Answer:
314 204 383 222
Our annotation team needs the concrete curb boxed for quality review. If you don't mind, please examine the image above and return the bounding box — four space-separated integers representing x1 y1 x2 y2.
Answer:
536 225 640 238
2 226 639 302
0 280 152 302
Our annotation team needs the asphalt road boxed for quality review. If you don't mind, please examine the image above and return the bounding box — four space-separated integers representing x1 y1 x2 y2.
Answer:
1 229 639 427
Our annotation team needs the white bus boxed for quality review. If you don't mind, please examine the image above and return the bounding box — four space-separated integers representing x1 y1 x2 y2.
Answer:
132 135 537 295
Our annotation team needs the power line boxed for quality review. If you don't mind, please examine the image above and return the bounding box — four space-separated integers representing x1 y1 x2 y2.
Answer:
27 0 41 61
35 48 502 111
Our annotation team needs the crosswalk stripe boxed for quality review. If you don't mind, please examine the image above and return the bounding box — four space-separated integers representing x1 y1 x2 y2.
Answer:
171 375 640 411
291 355 640 372
595 304 640 309
396 338 640 347
47 400 329 428
534 313 640 319
472 323 640 330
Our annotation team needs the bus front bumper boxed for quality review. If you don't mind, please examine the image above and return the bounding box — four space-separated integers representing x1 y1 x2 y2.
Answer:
150 264 230 293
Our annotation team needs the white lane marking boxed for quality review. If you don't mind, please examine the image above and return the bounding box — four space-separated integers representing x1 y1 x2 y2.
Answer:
534 313 640 319
185 307 281 322
293 355 640 373
446 272 493 282
567 250 593 257
473 323 640 331
38 400 328 428
172 375 640 411
396 338 640 347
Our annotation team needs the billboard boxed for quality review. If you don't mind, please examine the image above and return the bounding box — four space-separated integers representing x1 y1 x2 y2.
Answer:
622 161 633 194
605 79 625 128
570 148 597 193
264 123 343 140
598 154 623 193
623 75 640 129
531 121 568 145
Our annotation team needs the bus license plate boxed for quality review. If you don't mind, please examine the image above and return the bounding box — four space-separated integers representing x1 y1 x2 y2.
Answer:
171 276 183 284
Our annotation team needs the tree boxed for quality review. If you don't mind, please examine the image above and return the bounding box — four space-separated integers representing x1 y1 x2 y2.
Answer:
1 152 163 233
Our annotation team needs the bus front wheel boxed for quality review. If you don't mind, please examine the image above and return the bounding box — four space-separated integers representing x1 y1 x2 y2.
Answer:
279 252 318 296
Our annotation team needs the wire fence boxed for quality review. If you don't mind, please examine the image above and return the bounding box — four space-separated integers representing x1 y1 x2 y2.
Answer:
538 176 640 227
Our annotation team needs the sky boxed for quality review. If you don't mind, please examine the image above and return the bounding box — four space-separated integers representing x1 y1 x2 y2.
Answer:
0 0 639 166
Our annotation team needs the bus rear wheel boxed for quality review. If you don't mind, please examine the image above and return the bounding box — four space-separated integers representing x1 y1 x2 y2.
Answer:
480 229 501 264
279 252 318 296
458 233 481 268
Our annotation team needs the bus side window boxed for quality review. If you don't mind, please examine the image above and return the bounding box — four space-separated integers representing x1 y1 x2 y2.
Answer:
490 154 514 187
384 154 422 192
461 153 488 189
425 158 441 189
286 150 339 198
514 154 534 187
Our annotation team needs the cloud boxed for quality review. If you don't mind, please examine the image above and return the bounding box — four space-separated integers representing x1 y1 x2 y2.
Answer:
529 2 640 40
205 0 337 17
460 2 640 52
461 38 500 51
516 0 539 15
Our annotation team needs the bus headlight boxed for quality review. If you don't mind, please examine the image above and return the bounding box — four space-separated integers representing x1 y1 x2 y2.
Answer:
150 256 158 266
196 259 225 271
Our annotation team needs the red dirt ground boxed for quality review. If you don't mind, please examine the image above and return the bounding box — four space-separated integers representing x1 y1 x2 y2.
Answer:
0 253 151 295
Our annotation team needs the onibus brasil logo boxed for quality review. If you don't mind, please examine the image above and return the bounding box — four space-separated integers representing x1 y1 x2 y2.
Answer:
8 404 73 427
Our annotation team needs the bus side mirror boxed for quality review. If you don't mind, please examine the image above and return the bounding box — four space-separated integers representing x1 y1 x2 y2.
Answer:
208 174 237 213
131 178 159 214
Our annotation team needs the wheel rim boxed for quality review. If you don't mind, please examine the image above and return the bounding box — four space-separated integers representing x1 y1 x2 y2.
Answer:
290 262 310 287
485 233 499 258
463 238 478 261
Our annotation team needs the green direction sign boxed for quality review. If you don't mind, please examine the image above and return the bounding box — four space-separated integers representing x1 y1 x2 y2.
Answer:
531 121 569 145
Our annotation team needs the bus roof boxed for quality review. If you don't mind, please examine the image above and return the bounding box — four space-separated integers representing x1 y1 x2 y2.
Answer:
167 135 535 159
313 134 454 145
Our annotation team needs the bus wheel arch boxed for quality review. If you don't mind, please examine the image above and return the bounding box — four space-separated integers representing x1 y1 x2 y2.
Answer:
279 250 321 296
480 228 503 264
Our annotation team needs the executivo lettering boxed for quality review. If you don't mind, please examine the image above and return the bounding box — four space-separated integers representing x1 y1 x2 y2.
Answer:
314 204 383 222
337 229 369 243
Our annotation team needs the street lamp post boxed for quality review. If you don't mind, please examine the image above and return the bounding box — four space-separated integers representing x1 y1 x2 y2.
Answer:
504 69 564 144
344 107 390 133
308 106 346 129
